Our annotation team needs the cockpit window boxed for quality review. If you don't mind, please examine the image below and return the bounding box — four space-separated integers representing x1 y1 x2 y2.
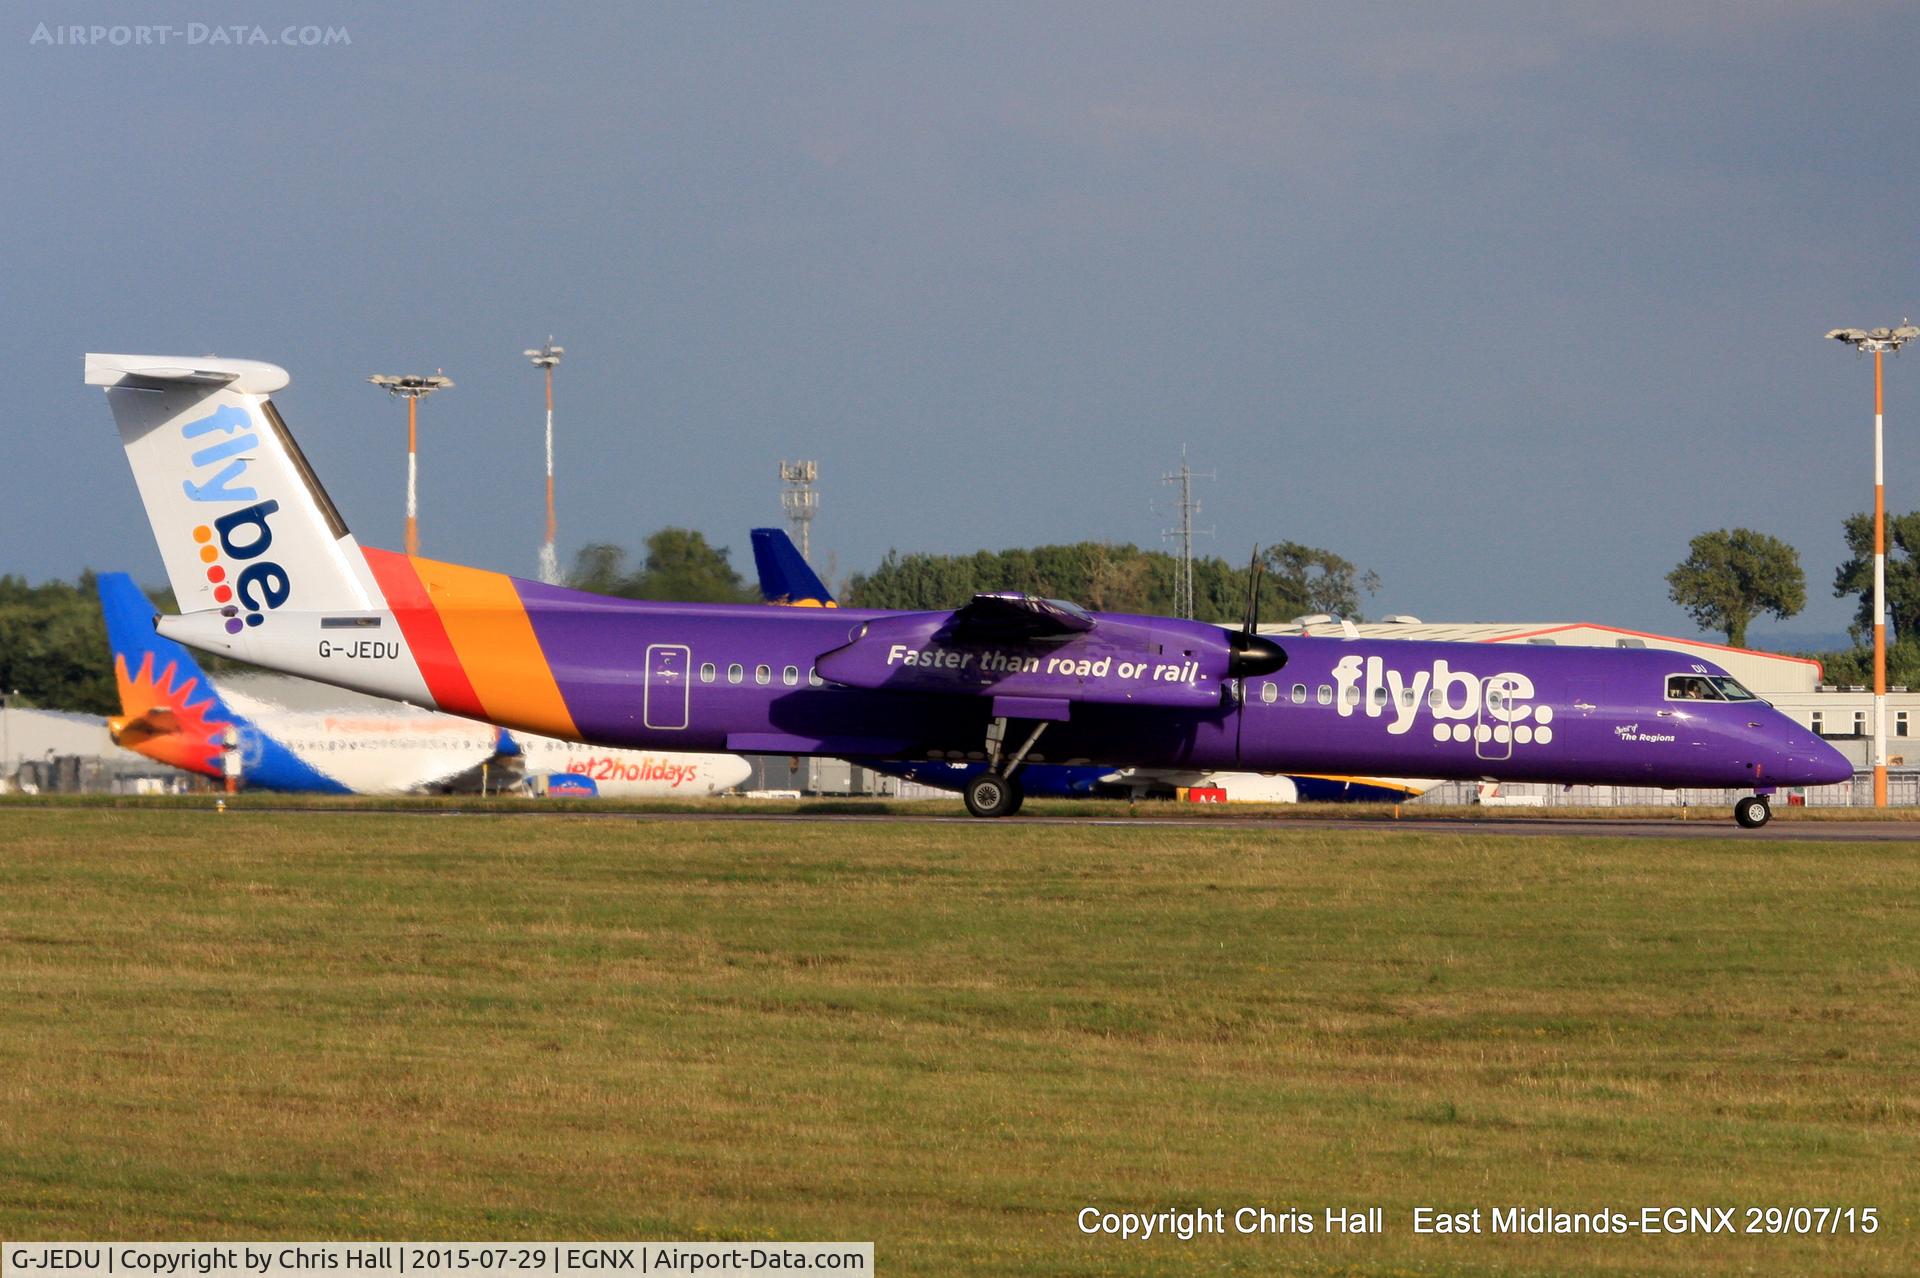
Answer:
1666 675 1725 701
1709 675 1757 701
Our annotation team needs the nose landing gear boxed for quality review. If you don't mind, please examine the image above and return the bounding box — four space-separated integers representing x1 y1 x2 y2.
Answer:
1733 794 1772 828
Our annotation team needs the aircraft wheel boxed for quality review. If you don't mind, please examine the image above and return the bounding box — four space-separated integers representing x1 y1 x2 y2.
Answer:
1733 795 1771 829
964 772 1019 818
1004 781 1026 816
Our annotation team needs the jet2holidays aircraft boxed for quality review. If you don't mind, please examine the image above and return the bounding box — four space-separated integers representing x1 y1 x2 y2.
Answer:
749 527 1437 805
88 353 1851 827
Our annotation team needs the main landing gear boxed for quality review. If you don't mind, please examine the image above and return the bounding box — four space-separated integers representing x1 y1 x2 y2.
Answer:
962 716 1050 818
1733 794 1772 829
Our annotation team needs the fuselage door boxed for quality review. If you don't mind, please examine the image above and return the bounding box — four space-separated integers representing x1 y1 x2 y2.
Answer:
1475 675 1520 761
1568 677 1604 719
643 644 691 731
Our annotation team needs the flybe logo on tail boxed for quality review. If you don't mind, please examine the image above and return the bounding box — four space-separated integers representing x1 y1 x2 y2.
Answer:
180 405 261 503
179 404 290 632
193 503 289 632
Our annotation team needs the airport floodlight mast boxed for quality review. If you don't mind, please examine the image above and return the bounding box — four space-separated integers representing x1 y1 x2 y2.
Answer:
367 373 453 557
780 460 820 564
1160 446 1214 619
524 338 565 584
1826 321 1919 808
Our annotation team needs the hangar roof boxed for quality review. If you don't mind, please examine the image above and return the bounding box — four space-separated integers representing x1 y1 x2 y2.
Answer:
1253 619 1822 695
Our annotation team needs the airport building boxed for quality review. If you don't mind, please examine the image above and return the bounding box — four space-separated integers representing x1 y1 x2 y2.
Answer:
0 701 186 794
1260 618 1918 805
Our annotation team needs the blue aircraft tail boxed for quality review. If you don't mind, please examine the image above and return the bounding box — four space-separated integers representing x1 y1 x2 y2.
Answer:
751 527 836 606
98 572 349 792
98 572 237 722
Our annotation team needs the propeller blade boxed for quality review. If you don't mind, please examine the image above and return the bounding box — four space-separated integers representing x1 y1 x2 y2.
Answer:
1243 545 1262 636
1226 544 1285 678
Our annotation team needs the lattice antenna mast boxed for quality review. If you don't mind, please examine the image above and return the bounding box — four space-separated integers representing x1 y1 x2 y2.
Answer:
1159 446 1215 619
779 460 820 563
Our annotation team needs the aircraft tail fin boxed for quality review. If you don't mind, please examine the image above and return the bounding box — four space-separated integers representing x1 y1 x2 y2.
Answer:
97 571 237 774
750 527 836 606
86 354 382 633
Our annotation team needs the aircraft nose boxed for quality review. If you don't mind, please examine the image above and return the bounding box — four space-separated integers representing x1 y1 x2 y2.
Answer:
1778 733 1854 786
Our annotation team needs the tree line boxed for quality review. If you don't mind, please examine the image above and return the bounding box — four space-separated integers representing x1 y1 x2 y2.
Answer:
562 531 1382 621
8 511 1909 716
0 572 120 715
0 575 223 716
843 541 1378 619
1667 513 1920 684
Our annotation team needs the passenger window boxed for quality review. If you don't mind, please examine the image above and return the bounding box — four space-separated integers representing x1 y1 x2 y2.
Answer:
699 662 716 683
1290 683 1306 704
1344 686 1361 706
727 663 744 684
1260 682 1278 704
1317 685 1332 706
808 668 824 687
1401 689 1416 706
1428 689 1441 708
783 665 799 686
755 664 771 685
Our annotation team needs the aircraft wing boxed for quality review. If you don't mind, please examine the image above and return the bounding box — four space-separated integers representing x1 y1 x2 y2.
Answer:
815 598 1280 710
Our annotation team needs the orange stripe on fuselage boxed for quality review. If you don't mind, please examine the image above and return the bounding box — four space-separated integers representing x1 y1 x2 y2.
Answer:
363 547 488 720
394 554 578 739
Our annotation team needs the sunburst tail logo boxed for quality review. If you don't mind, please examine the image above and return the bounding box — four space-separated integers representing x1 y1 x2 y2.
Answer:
109 650 229 777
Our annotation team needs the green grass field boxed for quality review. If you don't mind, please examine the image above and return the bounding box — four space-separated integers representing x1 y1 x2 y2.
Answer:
1 805 1915 1275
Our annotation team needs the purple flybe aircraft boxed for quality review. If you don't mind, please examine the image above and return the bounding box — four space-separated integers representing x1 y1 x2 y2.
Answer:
87 353 1851 828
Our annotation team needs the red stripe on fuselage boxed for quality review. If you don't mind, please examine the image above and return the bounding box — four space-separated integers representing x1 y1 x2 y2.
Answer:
363 546 487 719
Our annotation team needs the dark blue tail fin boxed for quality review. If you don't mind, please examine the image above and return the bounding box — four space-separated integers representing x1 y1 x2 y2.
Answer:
750 527 836 606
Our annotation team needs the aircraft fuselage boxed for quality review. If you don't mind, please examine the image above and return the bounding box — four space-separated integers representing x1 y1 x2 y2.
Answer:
162 584 1848 793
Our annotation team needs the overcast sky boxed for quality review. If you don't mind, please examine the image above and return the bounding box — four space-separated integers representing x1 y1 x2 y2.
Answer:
6 2 1917 640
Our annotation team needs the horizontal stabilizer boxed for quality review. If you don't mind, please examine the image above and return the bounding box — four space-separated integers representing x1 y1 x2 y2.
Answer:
106 706 181 747
137 706 182 733
85 354 290 394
